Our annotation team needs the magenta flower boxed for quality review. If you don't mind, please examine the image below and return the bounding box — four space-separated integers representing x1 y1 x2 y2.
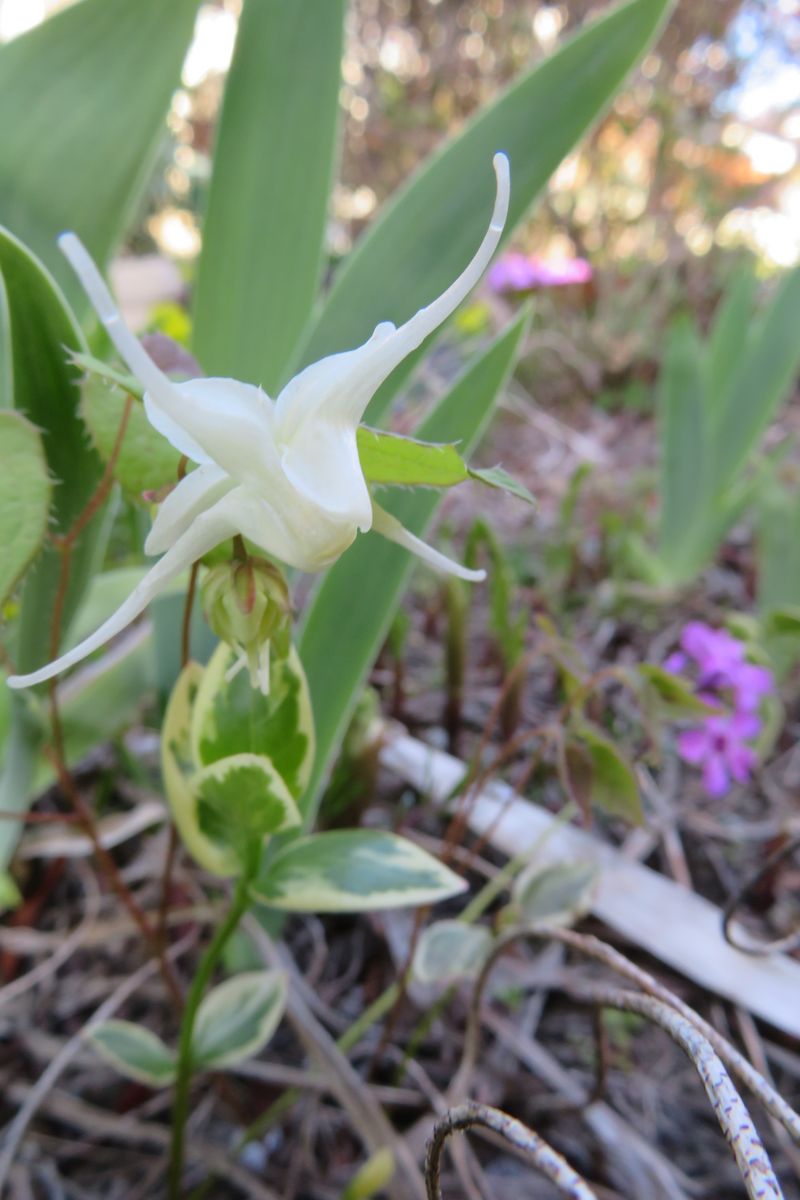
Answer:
677 712 760 798
488 252 593 294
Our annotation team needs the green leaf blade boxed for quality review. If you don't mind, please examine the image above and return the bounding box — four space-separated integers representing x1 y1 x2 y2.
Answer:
357 427 468 488
88 1021 176 1088
193 970 288 1070
192 0 346 392
253 831 467 912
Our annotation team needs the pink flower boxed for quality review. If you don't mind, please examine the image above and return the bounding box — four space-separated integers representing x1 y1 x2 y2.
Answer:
677 712 760 798
488 252 593 294
680 621 746 687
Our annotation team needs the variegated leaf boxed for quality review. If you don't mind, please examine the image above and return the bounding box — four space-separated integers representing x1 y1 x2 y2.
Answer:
192 969 287 1069
412 919 492 985
88 1020 175 1088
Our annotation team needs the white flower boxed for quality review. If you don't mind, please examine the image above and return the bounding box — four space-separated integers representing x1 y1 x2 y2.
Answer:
9 154 510 689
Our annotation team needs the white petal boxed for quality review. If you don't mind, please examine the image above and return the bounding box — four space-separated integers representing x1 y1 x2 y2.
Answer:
59 233 190 425
7 491 244 689
275 154 509 435
144 463 235 556
144 377 278 481
370 502 485 582
280 423 372 528
229 486 358 572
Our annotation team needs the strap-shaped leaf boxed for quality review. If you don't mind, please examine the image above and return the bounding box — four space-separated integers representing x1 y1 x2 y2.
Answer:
298 313 530 818
0 412 51 608
192 970 288 1069
252 830 466 912
295 0 674 425
88 1020 176 1088
0 0 198 301
192 0 346 393
191 642 315 803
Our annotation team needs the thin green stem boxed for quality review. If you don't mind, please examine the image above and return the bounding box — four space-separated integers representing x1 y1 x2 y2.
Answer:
168 850 258 1199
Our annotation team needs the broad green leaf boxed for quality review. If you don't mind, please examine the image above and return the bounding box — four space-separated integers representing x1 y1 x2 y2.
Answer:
0 0 198 302
713 267 800 487
636 664 718 717
252 830 467 912
191 642 315 803
298 313 530 818
468 465 536 506
295 0 674 424
513 860 597 926
80 376 182 499
192 0 345 393
0 229 104 676
570 723 643 824
412 920 492 985
162 661 240 878
88 1020 176 1088
357 427 468 488
657 319 712 583
194 753 301 859
0 412 51 608
707 268 757 412
192 969 287 1070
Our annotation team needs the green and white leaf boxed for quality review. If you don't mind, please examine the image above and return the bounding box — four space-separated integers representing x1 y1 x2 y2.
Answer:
252 830 467 912
513 860 597 926
191 642 315 802
194 753 301 857
357 427 469 488
161 662 240 878
80 374 182 498
0 411 51 608
88 1020 176 1088
192 969 288 1070
412 920 492 986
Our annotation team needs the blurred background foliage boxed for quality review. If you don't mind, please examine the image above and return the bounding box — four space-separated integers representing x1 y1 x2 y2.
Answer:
4 0 796 411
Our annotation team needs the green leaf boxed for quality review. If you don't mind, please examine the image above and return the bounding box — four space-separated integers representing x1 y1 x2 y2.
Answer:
636 664 718 717
192 0 346 393
191 642 315 803
0 872 21 912
412 920 492 985
252 830 467 912
657 319 713 583
88 1020 176 1088
192 969 287 1070
298 313 530 819
0 412 51 608
713 267 800 487
341 1150 396 1200
707 268 757 412
0 228 105 676
195 753 301 857
512 860 597 926
295 0 674 425
571 723 643 824
162 661 241 878
468 465 536 506
357 427 468 488
0 0 198 302
763 607 800 639
79 376 181 498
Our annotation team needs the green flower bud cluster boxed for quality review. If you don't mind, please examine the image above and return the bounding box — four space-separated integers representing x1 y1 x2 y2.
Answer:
201 557 292 692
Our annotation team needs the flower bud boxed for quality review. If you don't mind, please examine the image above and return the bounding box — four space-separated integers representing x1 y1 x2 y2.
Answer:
201 557 292 692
